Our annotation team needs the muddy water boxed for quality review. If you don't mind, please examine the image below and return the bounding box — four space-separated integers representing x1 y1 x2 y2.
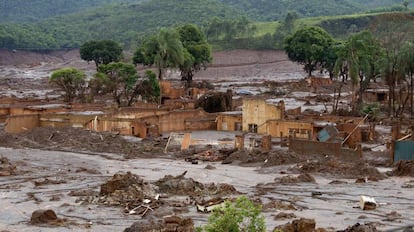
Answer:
0 147 413 231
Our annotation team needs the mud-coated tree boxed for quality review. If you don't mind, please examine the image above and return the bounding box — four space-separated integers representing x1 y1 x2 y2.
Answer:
80 40 123 70
284 26 334 76
49 68 86 102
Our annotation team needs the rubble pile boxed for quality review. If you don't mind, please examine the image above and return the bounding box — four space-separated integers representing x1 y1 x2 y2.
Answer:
0 156 16 176
99 172 157 206
155 171 238 197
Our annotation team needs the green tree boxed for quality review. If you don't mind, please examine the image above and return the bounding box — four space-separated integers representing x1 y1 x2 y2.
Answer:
96 62 139 106
49 68 86 102
197 196 266 232
80 40 123 70
274 11 298 48
284 26 334 76
334 30 384 113
133 28 184 80
177 24 212 85
399 40 414 117
138 70 161 103
371 13 414 117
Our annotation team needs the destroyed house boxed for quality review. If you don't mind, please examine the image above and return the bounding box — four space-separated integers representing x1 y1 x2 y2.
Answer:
242 98 285 134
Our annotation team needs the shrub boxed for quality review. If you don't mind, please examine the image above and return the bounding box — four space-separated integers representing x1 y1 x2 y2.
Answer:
197 195 266 232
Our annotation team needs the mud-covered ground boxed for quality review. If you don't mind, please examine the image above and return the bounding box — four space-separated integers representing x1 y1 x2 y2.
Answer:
1 49 413 231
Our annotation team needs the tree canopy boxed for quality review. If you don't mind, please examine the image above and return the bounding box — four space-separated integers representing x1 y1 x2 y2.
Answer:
334 30 384 112
96 62 139 106
177 24 212 84
80 40 123 70
133 28 184 80
49 68 86 102
284 26 335 76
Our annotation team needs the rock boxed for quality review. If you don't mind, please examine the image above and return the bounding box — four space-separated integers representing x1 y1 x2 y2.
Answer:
204 164 216 170
274 218 316 232
30 209 58 224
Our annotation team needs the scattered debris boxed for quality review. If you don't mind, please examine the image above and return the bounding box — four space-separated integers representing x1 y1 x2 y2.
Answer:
402 180 414 188
0 156 16 176
390 160 414 177
359 196 377 210
196 197 226 213
337 222 378 232
34 178 67 186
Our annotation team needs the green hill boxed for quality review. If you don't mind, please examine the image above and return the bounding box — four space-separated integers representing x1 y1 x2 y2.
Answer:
0 0 139 22
1 0 413 50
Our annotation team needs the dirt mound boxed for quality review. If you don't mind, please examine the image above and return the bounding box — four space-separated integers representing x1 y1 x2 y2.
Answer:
155 171 238 197
222 149 302 166
290 158 385 179
99 172 157 206
124 215 194 232
389 160 414 177
0 156 17 176
276 173 316 184
0 127 164 158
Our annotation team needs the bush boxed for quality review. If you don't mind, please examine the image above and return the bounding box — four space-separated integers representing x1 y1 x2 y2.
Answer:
197 196 266 232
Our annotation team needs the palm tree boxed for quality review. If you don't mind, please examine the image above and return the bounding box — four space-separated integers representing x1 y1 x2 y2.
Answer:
154 28 184 80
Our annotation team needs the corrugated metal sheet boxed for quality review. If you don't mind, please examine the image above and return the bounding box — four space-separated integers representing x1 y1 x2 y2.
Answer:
394 141 414 162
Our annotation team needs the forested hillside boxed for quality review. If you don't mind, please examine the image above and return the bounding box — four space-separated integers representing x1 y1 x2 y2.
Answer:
0 0 241 49
220 0 413 20
0 0 139 22
0 0 413 50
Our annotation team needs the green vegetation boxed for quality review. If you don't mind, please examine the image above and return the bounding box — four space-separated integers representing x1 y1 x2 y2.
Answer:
133 28 184 80
95 62 139 106
334 31 384 112
284 26 335 76
177 24 212 84
196 196 266 232
49 68 87 102
283 13 414 116
0 0 139 23
1 0 413 50
80 40 123 70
